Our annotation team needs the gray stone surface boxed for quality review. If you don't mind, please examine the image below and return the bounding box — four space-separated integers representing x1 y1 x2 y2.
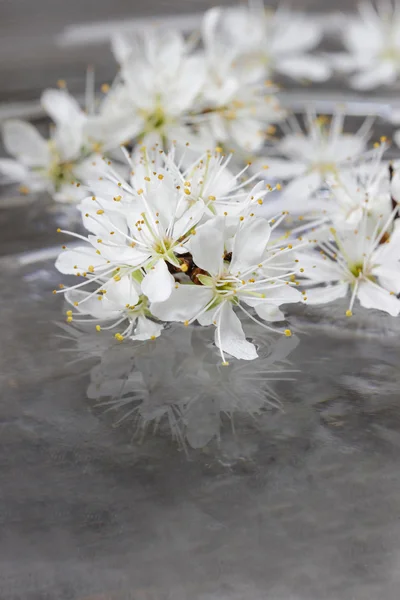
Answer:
1 251 400 599
1 1 400 598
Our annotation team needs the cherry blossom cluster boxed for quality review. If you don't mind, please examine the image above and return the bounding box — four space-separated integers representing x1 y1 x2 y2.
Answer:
54 147 303 363
1 2 400 363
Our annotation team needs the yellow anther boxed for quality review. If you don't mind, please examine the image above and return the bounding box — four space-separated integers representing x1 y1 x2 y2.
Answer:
88 265 94 273
57 79 66 88
114 333 124 341
276 183 282 191
346 310 353 317
96 209 104 215
180 263 189 272
113 195 121 202
101 83 110 93
67 316 73 323
284 329 292 337
96 325 101 332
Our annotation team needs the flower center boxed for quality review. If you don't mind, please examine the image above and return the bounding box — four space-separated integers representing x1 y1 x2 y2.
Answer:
140 104 168 134
380 46 400 64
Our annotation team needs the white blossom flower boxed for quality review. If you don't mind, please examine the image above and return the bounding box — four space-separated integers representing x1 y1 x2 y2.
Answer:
332 1 400 90
151 215 302 363
202 3 331 83
195 7 285 155
86 29 209 153
64 276 163 341
326 153 394 233
296 211 400 317
55 171 206 304
258 112 372 206
0 87 114 203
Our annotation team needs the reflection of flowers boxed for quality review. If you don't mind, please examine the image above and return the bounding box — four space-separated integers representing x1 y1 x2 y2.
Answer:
63 317 299 449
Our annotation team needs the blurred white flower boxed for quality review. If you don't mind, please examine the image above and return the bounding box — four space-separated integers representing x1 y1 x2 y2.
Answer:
86 30 209 153
258 112 372 207
0 86 120 203
297 212 400 316
203 3 331 83
332 1 400 89
194 7 285 155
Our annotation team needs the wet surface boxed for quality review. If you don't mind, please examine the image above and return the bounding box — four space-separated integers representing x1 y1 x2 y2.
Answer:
0 253 400 599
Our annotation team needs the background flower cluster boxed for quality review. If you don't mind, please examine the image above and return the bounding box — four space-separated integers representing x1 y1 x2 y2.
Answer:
1 1 400 363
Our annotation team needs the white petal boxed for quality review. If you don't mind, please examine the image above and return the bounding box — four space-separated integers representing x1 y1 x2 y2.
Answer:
270 17 322 54
390 166 400 202
254 304 285 322
215 303 257 361
189 217 225 276
349 63 397 90
41 89 84 125
55 246 109 275
106 276 139 307
53 124 83 162
357 280 400 316
373 264 400 295
172 199 205 240
230 217 271 274
305 283 349 305
281 171 322 202
262 284 302 306
296 252 343 283
141 259 175 303
229 118 265 153
131 316 163 341
66 289 121 320
3 120 50 167
255 158 306 180
0 159 27 183
277 55 331 82
151 284 213 322
327 52 360 73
